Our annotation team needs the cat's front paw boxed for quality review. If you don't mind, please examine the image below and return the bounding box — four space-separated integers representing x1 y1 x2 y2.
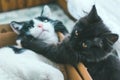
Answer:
16 39 22 48
18 35 34 47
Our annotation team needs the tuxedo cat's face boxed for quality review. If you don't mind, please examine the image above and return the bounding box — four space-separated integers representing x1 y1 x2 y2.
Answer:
71 5 119 62
10 6 68 44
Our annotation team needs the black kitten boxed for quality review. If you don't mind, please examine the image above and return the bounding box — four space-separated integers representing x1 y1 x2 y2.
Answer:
21 5 120 80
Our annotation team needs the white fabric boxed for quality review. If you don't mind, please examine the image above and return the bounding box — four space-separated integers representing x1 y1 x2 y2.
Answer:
0 47 64 80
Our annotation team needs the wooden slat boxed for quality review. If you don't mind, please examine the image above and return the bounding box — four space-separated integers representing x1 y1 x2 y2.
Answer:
0 0 2 12
57 0 68 13
16 0 26 9
26 0 34 7
0 24 13 32
26 0 54 7
1 0 8 11
8 0 17 10
34 0 42 6
1 0 17 11
0 0 55 12
0 32 17 47
78 63 93 80
65 65 83 80
57 0 76 21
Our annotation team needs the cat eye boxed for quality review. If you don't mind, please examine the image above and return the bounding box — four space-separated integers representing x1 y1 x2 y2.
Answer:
75 30 79 36
44 20 48 23
82 42 87 48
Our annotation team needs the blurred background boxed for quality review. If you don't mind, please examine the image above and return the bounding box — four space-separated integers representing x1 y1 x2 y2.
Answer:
0 0 120 33
0 0 74 32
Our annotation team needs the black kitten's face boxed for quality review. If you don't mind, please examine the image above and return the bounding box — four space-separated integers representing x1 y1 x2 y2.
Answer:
71 5 119 62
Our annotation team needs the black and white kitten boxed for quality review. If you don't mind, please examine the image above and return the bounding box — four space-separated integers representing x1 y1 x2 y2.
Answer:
0 5 68 80
21 5 120 80
10 6 68 45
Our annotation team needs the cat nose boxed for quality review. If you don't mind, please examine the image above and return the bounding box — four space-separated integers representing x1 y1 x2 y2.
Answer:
38 24 43 28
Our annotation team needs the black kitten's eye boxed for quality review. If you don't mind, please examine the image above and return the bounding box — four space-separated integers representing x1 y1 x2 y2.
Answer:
82 42 87 48
44 20 48 23
75 30 79 36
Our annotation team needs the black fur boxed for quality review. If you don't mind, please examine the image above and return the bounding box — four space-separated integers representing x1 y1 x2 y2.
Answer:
21 5 120 80
8 46 25 54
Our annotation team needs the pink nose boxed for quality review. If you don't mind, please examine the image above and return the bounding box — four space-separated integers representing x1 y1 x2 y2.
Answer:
38 24 43 28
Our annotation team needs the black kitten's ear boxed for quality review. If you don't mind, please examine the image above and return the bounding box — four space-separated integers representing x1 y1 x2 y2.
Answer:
105 33 119 44
87 5 101 23
10 21 24 34
41 5 51 18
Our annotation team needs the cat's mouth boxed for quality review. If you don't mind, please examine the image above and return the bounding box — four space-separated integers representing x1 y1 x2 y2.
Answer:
37 29 49 38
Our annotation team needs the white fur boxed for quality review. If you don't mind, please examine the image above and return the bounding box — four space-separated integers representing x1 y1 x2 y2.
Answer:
0 47 64 80
16 40 22 48
30 18 58 44
28 5 58 44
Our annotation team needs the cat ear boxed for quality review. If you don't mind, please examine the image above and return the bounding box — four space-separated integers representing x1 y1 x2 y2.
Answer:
104 33 119 44
87 5 101 23
41 5 52 18
10 21 24 34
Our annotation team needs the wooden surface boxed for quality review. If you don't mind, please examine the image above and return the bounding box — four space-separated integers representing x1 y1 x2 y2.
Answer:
0 32 17 47
0 24 13 32
0 24 17 47
0 0 54 12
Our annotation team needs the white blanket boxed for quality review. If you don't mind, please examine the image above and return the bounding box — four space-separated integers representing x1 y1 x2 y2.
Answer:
0 47 63 80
